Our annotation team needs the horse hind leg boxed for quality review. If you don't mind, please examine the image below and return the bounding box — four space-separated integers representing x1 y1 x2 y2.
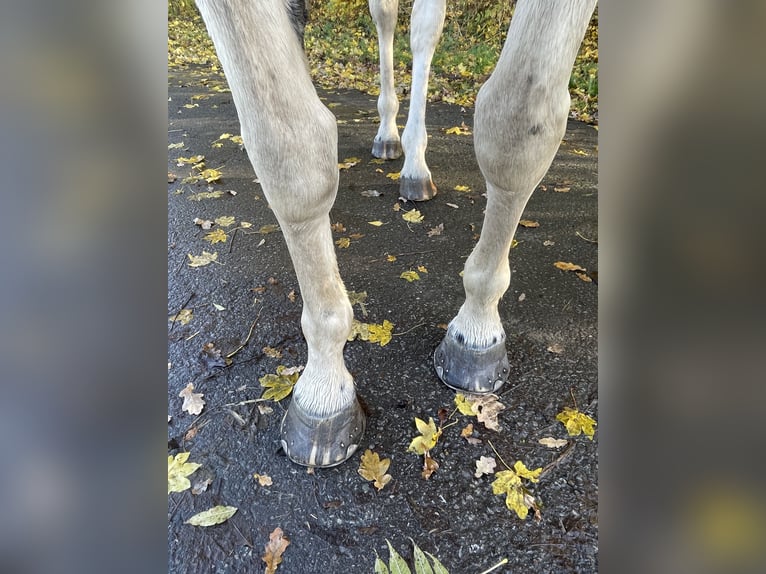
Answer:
370 0 403 160
434 0 597 393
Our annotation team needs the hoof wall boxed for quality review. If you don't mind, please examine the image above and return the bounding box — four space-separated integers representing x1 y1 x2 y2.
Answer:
280 398 366 468
434 332 509 394
399 176 437 201
372 138 402 160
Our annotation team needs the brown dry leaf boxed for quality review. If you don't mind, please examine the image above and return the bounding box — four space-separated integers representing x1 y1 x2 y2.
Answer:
421 453 439 480
184 426 198 441
169 308 193 326
547 343 565 354
417 265 428 273
475 455 497 478
287 290 297 302
553 261 586 272
427 223 444 237
258 224 280 235
392 203 401 212
461 423 474 438
262 346 282 358
539 437 569 448
253 473 273 487
179 383 205 415
193 217 214 230
330 222 346 233
191 478 212 495
575 272 593 283
519 220 540 228
168 172 177 183
357 449 392 491
467 394 506 431
349 233 364 240
262 527 290 574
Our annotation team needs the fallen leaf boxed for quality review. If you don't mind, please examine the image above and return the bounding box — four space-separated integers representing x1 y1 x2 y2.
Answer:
368 220 384 226
185 505 238 527
461 424 474 439
475 455 497 478
259 366 300 402
168 452 200 494
386 254 397 262
217 133 232 140
168 142 184 149
179 383 205 415
547 343 565 354
204 228 227 244
199 168 222 183
262 346 282 358
347 291 368 317
576 272 593 283
400 270 420 282
358 449 392 491
168 172 177 183
386 171 401 180
539 437 569 448
368 320 394 346
361 189 381 197
183 103 198 109
427 223 444 237
177 155 205 166
445 203 459 209
554 186 571 193
169 308 193 325
454 393 476 416
492 461 542 519
543 240 555 246
193 217 214 229
402 209 424 224
417 265 428 273
188 190 225 201
240 221 253 228
445 124 471 135
421 452 439 480
230 135 243 145
187 251 219 267
468 394 506 431
408 417 442 455
253 473 273 487
385 540 410 574
331 222 346 233
287 290 297 302
335 237 351 248
258 224 280 234
191 477 212 495
454 185 471 192
553 261 586 272
519 220 540 228
392 203 401 212
338 157 361 170
556 407 597 439
215 216 236 227
200 342 228 369
262 527 290 574
572 149 588 156
212 303 225 311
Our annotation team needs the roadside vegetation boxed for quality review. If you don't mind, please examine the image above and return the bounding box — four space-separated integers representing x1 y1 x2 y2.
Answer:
168 1 597 118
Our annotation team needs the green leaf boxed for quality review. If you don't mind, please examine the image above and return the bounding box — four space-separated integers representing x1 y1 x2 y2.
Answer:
425 553 449 574
374 550 390 574
411 540 434 574
184 505 237 526
386 540 412 574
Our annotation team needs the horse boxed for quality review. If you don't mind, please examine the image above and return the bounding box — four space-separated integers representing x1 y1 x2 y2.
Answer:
194 0 597 467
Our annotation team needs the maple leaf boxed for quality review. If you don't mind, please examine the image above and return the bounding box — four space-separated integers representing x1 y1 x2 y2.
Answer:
253 473 273 486
198 168 222 183
335 237 351 248
169 308 193 325
421 452 439 480
556 407 597 439
168 452 201 494
368 320 394 346
513 460 542 482
402 209 424 223
492 461 542 519
214 216 236 227
475 456 497 478
454 394 476 416
262 527 290 574
204 228 227 244
179 383 205 415
408 417 442 455
259 366 300 402
177 155 204 166
554 261 586 272
358 449 392 491
185 505 238 527
400 270 420 282
187 251 219 268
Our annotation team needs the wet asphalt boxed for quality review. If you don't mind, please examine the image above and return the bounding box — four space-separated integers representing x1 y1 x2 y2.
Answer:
168 66 598 573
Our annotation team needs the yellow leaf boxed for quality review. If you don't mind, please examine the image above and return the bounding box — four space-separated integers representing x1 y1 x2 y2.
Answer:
553 186 571 193
519 220 540 228
553 261 586 272
357 449 392 491
454 185 471 192
555 407 597 439
168 142 184 149
259 366 300 402
575 272 593 283
183 103 199 109
445 124 472 135
240 221 253 228
188 190 224 201
386 171 401 180
185 505 238 526
230 135 244 145
258 224 280 234
168 452 201 494
335 237 351 248
169 308 193 325
187 251 219 267
253 473 273 486
402 209 424 223
572 149 589 156
217 133 232 140
386 254 397 262
513 460 542 483
367 320 394 346
368 221 384 227
176 155 204 166
455 393 476 416
417 265 428 273
215 216 236 227
408 417 442 455
400 270 420 282
204 228 227 244
199 168 222 183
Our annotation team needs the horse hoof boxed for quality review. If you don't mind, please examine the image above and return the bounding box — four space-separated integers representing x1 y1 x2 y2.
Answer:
399 176 437 201
280 397 366 468
372 138 402 160
433 331 509 394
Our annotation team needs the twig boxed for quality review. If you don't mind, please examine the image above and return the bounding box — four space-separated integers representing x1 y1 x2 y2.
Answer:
225 307 263 359
392 322 427 336
228 227 238 254
570 388 578 410
477 557 509 574
185 330 201 341
169 292 195 332
488 440 512 472
575 231 598 244
231 520 253 548
539 442 576 479
368 249 436 263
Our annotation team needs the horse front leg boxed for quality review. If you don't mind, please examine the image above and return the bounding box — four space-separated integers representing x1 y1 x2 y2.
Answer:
434 0 597 392
399 0 446 201
196 0 364 467
370 0 403 160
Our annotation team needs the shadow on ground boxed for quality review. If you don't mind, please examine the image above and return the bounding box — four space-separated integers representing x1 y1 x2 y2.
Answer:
168 66 597 573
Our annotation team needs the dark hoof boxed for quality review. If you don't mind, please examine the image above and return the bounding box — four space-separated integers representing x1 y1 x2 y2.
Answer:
280 397 366 468
399 176 437 201
433 331 509 393
372 138 402 160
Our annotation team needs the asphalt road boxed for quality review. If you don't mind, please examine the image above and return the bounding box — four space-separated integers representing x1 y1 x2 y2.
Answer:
168 66 598 573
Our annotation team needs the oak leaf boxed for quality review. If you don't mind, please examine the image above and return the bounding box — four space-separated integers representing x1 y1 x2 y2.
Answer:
262 527 290 574
185 505 237 526
474 455 496 478
556 407 597 439
358 449 392 491
179 383 205 415
168 452 201 494
427 223 444 237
